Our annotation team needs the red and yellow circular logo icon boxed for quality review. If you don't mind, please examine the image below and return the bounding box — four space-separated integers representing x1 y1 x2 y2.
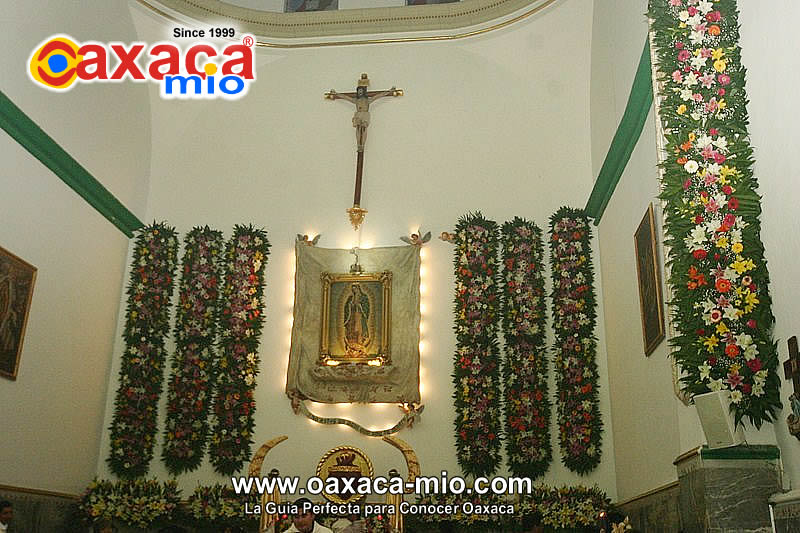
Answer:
28 36 82 90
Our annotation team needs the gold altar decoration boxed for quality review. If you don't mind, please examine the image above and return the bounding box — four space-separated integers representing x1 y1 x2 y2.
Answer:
386 469 404 533
319 271 392 366
381 435 420 487
248 435 288 533
291 395 423 437
346 206 368 231
316 446 374 505
382 436 420 533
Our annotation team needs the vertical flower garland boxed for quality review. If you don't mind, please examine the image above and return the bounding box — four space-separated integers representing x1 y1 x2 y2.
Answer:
452 212 502 478
549 207 602 474
162 227 224 475
108 222 178 479
650 0 780 426
501 217 551 479
209 225 270 475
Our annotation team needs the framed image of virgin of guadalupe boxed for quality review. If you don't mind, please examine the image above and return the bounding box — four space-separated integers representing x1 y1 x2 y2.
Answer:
634 203 665 356
0 245 37 380
320 272 391 366
287 243 419 404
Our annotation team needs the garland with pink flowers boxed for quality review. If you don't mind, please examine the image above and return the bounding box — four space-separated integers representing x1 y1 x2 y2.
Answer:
650 0 780 426
108 222 178 479
549 207 602 474
501 217 551 479
208 225 270 475
452 212 503 478
162 227 224 475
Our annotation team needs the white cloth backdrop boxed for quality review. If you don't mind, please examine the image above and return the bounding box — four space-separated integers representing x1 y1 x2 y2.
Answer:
286 243 420 403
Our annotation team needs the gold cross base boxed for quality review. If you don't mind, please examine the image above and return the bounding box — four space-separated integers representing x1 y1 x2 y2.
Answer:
347 205 367 231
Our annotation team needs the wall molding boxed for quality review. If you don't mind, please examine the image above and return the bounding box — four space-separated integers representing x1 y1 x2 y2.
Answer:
139 0 558 43
0 483 78 501
613 480 678 508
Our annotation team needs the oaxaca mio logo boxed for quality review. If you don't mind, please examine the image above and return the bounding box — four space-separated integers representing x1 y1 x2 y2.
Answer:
28 34 256 100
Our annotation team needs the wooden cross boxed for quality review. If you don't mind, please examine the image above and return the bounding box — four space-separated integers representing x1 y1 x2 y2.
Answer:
325 73 403 230
784 336 800 393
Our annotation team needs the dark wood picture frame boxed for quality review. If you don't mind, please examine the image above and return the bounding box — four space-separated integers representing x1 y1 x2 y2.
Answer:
0 245 37 379
634 203 665 356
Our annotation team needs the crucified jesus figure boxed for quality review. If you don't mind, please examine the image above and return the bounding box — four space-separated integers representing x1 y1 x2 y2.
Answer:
325 73 403 153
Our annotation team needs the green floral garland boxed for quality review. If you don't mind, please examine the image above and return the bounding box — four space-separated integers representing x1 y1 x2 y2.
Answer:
78 478 181 529
187 483 258 531
452 212 503 478
549 207 602 474
501 217 551 479
518 485 610 529
162 227 224 474
209 225 271 475
409 484 609 531
364 514 394 533
411 491 510 531
649 0 780 426
108 222 178 479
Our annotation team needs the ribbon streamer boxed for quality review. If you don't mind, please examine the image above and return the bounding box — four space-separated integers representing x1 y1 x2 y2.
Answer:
292 397 423 437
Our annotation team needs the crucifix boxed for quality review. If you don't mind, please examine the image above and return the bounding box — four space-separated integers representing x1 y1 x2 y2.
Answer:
784 336 800 439
325 73 403 230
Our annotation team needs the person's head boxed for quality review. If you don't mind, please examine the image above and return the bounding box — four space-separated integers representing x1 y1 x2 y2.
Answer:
0 501 12 526
292 498 316 532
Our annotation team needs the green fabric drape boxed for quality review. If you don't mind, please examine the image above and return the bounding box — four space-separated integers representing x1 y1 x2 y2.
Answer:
584 38 654 225
0 89 143 237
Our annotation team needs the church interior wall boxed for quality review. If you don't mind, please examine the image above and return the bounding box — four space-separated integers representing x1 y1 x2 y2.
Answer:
591 0 800 503
590 0 685 502
22 0 800 507
90 0 620 498
0 4 152 493
738 0 800 493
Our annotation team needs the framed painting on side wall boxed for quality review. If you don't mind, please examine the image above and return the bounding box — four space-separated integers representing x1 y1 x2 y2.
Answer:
634 203 665 356
0 245 37 379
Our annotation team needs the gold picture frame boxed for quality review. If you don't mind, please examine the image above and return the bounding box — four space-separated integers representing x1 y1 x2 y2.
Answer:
320 271 391 365
316 446 374 505
634 203 665 356
0 245 37 380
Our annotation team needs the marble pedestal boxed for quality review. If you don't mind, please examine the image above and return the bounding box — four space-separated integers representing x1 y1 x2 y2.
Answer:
674 445 781 533
769 489 800 532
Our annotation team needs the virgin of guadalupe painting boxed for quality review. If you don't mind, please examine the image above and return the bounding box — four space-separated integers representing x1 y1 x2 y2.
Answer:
342 283 371 357
320 271 391 365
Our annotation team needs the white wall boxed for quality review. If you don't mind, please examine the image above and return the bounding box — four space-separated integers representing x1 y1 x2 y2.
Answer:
92 0 620 499
591 0 800 501
589 0 683 502
739 0 800 492
0 4 151 492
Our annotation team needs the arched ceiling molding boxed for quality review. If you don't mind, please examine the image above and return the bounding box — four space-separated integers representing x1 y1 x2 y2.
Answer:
138 0 558 45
